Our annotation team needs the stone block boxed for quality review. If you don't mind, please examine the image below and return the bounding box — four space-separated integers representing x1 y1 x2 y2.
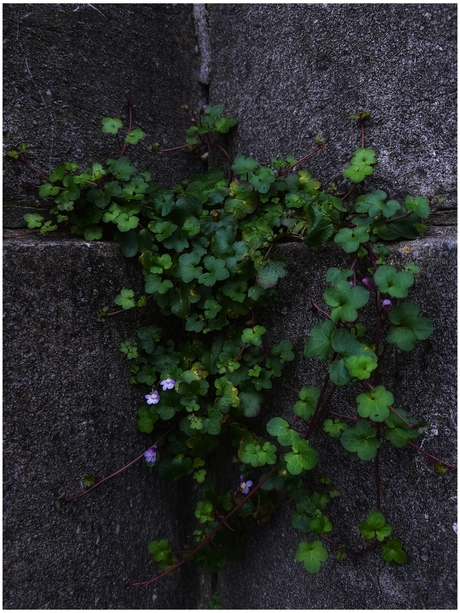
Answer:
208 4 456 213
3 4 203 218
3 234 207 609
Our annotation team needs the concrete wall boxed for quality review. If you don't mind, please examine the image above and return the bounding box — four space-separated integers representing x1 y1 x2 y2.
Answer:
4 3 204 224
208 4 456 223
3 3 457 610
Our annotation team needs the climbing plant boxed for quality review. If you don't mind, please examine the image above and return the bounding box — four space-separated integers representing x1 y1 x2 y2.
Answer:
9 103 454 592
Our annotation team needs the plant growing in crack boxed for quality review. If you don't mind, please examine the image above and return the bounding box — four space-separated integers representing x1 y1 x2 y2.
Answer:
8 103 455 593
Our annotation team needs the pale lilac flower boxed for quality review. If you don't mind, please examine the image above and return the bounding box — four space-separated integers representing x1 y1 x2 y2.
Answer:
362 277 372 289
145 389 160 405
160 378 176 391
237 475 253 495
144 445 157 463
381 299 393 312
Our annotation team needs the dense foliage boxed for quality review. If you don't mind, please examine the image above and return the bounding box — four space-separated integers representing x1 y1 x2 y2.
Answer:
10 103 451 594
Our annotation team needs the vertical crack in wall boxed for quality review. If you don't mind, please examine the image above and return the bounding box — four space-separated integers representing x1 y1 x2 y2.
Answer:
193 4 211 106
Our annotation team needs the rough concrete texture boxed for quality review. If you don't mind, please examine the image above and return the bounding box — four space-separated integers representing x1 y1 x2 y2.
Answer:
3 2 457 610
213 228 457 609
3 234 208 609
208 4 456 213
3 3 204 218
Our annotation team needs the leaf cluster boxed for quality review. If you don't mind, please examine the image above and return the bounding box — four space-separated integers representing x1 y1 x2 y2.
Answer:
15 105 437 585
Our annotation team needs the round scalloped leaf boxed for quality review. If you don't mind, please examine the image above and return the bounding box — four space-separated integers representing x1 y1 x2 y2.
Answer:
295 540 328 574
387 302 433 351
374 265 414 298
101 117 123 135
381 539 407 564
256 258 287 289
340 420 380 460
356 385 394 422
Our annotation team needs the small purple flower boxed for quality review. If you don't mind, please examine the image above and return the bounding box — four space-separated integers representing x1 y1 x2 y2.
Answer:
237 475 253 495
362 277 372 290
381 299 393 312
160 377 176 391
144 445 157 463
145 389 160 405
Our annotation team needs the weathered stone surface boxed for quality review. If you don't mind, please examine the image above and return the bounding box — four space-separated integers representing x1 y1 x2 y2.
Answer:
3 3 203 217
3 2 457 610
216 228 457 609
3 234 206 609
208 4 456 212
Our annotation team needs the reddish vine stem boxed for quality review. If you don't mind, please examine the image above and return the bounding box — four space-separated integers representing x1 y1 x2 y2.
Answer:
3 230 40 239
407 442 457 470
278 139 330 177
125 464 279 589
61 426 175 504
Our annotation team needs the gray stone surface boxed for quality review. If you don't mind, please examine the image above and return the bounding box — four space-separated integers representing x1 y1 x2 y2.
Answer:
217 228 457 609
3 3 204 215
3 2 457 610
3 234 207 609
208 4 456 213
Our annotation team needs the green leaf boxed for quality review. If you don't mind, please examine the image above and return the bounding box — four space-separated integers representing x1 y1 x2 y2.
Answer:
114 229 139 257
351 148 377 165
295 540 328 574
214 116 238 133
374 265 414 298
256 258 287 289
285 439 318 475
309 515 333 535
343 163 373 183
125 128 147 144
137 404 159 433
241 441 277 467
294 386 320 420
39 183 60 198
404 195 430 219
173 252 203 283
200 256 230 287
374 212 421 240
241 325 266 346
328 359 352 387
83 226 103 241
271 339 294 362
384 409 421 448
355 191 401 219
324 280 369 323
343 350 378 380
381 539 407 564
102 117 123 135
239 385 264 417
356 385 394 422
304 320 335 361
24 213 44 228
386 302 433 351
304 205 335 249
266 417 299 446
231 156 258 175
169 285 191 318
108 156 137 180
359 510 392 542
248 167 276 193
137 325 161 353
340 420 380 460
334 227 369 253
148 539 172 562
145 274 174 295
114 288 136 310
323 418 347 438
